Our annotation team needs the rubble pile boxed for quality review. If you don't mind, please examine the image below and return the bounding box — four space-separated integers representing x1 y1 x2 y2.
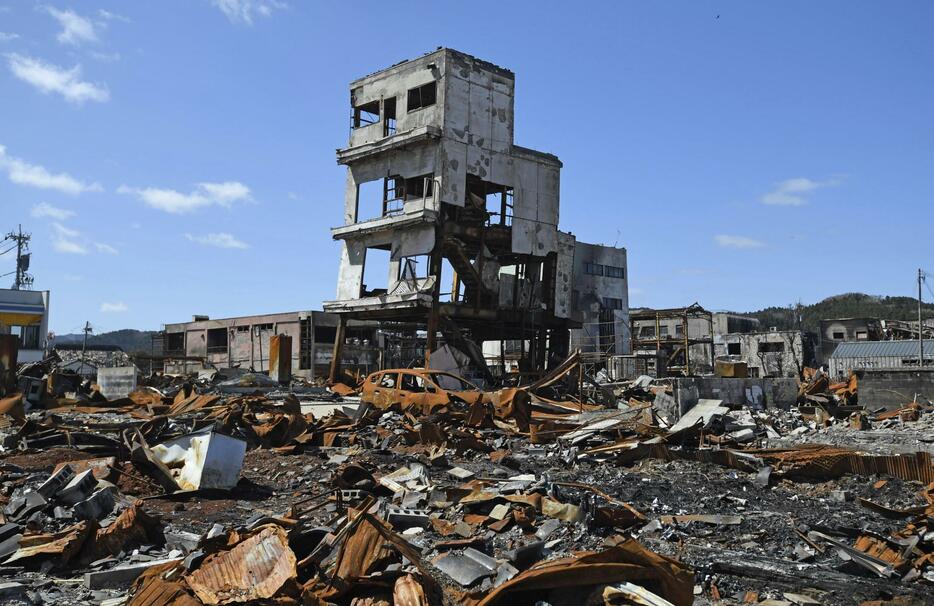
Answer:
0 357 933 605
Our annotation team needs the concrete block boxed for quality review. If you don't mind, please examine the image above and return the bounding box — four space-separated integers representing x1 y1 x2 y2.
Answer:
37 464 75 499
84 557 182 589
387 506 430 529
57 469 98 505
73 487 116 521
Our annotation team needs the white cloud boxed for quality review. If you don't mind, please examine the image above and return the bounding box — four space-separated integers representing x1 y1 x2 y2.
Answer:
31 202 75 221
118 181 252 214
185 232 249 249
761 176 841 206
50 223 115 255
100 301 127 313
52 222 87 254
715 234 764 249
211 0 286 24
6 53 110 103
44 7 98 45
89 51 121 63
0 144 102 195
94 242 118 254
0 32 18 42
97 9 129 23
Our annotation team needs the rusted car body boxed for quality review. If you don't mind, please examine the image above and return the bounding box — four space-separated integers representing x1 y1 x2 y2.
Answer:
359 368 530 430
361 368 486 412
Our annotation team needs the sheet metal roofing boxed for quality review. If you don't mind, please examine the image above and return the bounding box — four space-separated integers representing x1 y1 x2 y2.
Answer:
830 340 934 358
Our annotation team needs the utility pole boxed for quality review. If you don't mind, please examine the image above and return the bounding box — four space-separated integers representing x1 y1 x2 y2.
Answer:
4 225 33 290
919 269 924 368
81 321 93 368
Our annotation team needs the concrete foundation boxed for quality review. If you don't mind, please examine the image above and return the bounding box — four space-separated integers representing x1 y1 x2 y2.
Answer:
670 377 799 417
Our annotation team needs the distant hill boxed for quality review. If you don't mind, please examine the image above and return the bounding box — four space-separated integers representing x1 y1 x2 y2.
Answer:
742 293 934 333
54 329 158 354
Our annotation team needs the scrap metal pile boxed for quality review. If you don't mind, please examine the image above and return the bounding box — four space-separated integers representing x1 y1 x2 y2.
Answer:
0 357 933 605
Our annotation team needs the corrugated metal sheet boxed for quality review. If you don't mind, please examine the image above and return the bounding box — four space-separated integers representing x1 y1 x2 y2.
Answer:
830 340 934 359
186 524 296 605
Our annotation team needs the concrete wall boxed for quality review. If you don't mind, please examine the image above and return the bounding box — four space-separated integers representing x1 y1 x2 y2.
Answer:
711 313 759 335
570 241 629 354
856 369 934 410
714 331 807 378
670 376 799 416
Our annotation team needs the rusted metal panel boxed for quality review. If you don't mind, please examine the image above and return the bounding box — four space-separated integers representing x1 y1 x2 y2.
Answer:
185 524 296 605
268 334 292 384
0 333 18 394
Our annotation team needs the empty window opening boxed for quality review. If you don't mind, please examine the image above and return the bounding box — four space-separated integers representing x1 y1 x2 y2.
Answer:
639 325 656 338
407 81 436 112
832 331 845 340
11 325 40 349
400 373 430 392
467 175 513 225
399 255 429 282
361 246 391 297
383 97 397 136
675 324 684 336
352 100 380 129
206 328 228 353
603 297 623 311
758 341 785 353
584 262 604 276
727 343 742 355
605 265 625 279
659 325 669 337
314 326 337 343
384 176 405 215
403 174 434 201
356 179 385 222
166 332 185 353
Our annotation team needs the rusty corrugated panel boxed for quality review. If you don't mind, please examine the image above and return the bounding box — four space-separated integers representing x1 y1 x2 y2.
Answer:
128 560 201 606
4 521 95 565
186 524 296 605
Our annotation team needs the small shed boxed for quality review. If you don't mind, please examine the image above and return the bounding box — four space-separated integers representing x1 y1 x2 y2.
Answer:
828 340 934 378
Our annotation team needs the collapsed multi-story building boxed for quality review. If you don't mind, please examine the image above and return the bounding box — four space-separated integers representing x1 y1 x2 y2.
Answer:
324 48 628 378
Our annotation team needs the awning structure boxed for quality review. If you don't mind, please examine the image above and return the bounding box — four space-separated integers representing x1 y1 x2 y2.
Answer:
0 301 45 326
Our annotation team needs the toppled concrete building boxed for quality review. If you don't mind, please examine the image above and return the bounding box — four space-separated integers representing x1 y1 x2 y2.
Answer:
324 48 627 376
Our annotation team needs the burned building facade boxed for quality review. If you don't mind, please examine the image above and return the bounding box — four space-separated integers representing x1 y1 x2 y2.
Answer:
163 311 379 379
324 49 625 376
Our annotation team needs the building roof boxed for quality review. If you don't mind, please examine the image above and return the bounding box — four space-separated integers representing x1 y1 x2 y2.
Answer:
829 340 934 359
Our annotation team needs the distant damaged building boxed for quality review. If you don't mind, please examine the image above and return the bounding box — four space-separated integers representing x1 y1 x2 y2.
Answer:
324 48 627 376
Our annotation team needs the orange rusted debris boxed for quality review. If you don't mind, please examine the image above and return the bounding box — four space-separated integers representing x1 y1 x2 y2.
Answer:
127 559 202 606
462 537 693 606
82 502 162 561
0 393 25 423
185 524 297 605
394 574 428 606
5 520 97 565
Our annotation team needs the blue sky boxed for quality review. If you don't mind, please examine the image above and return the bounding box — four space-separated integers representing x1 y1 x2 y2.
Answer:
1 1 932 334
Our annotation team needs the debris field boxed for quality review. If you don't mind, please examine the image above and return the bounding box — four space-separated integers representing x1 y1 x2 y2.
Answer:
0 358 933 606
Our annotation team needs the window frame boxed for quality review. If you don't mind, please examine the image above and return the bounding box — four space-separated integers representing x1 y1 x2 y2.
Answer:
406 82 437 113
